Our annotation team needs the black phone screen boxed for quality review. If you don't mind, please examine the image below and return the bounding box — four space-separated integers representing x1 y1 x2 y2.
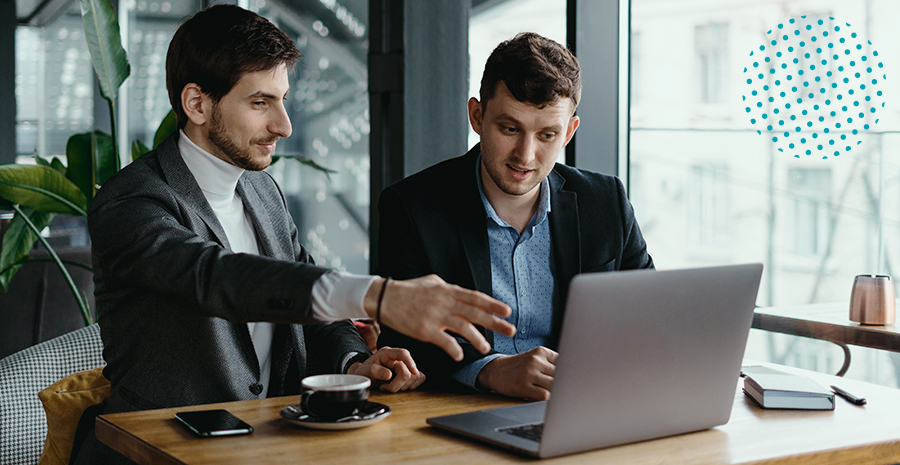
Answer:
175 409 253 437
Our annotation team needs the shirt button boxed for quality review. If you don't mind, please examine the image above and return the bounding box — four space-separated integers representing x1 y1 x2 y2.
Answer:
249 383 263 395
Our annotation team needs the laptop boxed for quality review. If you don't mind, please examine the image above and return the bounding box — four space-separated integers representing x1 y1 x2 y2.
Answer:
427 263 763 458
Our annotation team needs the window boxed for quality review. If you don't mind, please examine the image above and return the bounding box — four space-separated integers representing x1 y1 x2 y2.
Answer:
631 0 900 387
15 11 94 158
631 30 642 105
14 0 372 273
695 23 728 104
469 0 567 162
689 163 729 248
786 168 831 256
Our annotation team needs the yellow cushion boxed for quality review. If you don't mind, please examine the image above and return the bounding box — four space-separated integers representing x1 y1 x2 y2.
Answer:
37 366 111 465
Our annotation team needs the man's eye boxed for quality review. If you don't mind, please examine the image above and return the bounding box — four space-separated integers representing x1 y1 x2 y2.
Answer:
253 101 266 107
503 126 518 134
542 133 556 140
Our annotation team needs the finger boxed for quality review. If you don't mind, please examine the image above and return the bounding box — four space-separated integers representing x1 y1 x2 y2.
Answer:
450 285 513 318
362 363 393 381
443 318 491 354
533 371 554 391
544 348 560 365
525 385 552 402
382 361 412 392
410 372 426 390
379 347 419 376
394 363 420 392
449 298 516 337
429 331 465 361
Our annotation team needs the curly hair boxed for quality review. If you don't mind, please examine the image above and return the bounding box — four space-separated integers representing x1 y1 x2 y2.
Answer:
480 32 581 111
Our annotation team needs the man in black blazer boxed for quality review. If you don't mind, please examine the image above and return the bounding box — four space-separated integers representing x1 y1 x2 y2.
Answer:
377 33 654 401
74 6 515 463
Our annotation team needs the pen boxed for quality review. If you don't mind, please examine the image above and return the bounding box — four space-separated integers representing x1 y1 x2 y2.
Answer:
831 385 867 406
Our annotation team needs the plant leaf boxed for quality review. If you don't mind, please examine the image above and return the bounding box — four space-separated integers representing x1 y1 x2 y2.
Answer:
153 110 177 149
0 165 88 216
0 208 53 292
35 152 68 175
50 157 67 175
280 156 337 181
66 133 93 203
132 139 151 162
66 130 115 205
91 130 117 187
33 153 51 168
0 197 12 210
80 0 130 102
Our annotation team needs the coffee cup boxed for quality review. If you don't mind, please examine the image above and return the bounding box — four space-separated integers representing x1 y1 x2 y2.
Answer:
300 374 370 420
849 274 896 325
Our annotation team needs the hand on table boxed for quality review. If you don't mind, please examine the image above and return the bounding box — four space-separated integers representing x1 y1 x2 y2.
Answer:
475 346 558 401
347 347 426 392
364 275 516 362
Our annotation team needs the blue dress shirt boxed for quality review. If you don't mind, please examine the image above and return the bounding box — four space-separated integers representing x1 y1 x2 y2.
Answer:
450 156 559 388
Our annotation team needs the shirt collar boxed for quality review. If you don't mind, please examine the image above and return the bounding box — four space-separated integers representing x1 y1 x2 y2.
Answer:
177 129 245 202
475 153 551 229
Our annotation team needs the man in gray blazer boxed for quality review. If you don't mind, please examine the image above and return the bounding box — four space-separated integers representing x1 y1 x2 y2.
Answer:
73 5 514 463
377 33 654 401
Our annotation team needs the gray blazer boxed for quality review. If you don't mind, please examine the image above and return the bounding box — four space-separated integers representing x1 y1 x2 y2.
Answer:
76 132 369 463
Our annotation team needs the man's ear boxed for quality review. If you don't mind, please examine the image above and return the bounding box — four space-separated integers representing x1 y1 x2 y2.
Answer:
467 97 484 135
563 115 580 147
181 83 210 127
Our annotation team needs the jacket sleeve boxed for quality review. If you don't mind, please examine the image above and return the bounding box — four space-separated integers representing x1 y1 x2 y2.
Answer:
89 180 330 325
614 177 655 271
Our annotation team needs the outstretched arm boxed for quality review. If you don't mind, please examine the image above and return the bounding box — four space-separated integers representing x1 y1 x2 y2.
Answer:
365 276 514 362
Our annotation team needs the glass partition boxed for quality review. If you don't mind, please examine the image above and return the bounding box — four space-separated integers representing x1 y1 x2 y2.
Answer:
631 0 900 386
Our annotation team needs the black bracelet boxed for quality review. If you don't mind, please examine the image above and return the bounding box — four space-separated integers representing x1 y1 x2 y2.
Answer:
376 278 391 325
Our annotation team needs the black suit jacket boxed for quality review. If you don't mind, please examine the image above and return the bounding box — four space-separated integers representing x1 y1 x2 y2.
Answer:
75 132 369 463
376 144 653 386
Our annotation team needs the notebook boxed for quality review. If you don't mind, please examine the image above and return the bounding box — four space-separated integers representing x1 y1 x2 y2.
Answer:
743 370 835 410
427 264 764 458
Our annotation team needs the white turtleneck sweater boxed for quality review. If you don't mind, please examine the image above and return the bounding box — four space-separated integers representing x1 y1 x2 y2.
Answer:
177 130 373 398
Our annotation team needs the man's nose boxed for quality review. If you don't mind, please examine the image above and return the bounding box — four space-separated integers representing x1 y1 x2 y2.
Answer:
515 136 537 164
270 102 292 138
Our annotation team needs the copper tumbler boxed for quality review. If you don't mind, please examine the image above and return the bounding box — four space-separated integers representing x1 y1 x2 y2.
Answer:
849 275 896 325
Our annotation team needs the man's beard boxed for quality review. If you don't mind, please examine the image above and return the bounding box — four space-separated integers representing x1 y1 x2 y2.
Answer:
481 144 544 196
208 106 275 171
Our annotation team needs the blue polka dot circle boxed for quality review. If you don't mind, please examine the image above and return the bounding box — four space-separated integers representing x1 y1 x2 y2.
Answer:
743 16 886 159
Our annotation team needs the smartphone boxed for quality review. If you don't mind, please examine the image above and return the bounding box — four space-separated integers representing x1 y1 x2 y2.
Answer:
175 409 253 437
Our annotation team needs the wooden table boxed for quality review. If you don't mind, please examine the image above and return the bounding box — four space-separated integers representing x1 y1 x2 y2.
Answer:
97 364 900 464
753 301 900 375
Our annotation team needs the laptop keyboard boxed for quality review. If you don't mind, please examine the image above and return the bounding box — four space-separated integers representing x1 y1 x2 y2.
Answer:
498 422 544 442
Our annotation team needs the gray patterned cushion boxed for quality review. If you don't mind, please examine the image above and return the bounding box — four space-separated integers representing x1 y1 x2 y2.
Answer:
0 324 104 465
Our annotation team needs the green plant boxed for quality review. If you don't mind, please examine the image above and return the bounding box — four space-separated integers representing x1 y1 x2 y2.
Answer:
0 0 135 325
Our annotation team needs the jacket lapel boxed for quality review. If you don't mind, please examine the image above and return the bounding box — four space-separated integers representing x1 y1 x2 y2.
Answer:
457 147 492 297
456 146 494 343
548 169 579 347
235 176 279 259
156 133 232 250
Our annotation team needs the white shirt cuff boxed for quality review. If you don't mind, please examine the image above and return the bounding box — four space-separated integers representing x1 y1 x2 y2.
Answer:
311 270 375 321
340 352 360 373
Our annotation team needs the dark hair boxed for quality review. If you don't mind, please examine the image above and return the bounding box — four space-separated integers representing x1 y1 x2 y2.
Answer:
166 5 300 128
480 32 581 111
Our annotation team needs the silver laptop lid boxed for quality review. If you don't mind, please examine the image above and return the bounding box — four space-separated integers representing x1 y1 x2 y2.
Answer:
539 264 763 458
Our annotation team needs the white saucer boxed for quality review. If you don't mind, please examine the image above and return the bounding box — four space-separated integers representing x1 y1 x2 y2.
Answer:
280 401 391 430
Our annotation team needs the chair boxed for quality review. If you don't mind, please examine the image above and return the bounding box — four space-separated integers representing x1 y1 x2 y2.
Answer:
0 246 96 360
0 324 104 465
